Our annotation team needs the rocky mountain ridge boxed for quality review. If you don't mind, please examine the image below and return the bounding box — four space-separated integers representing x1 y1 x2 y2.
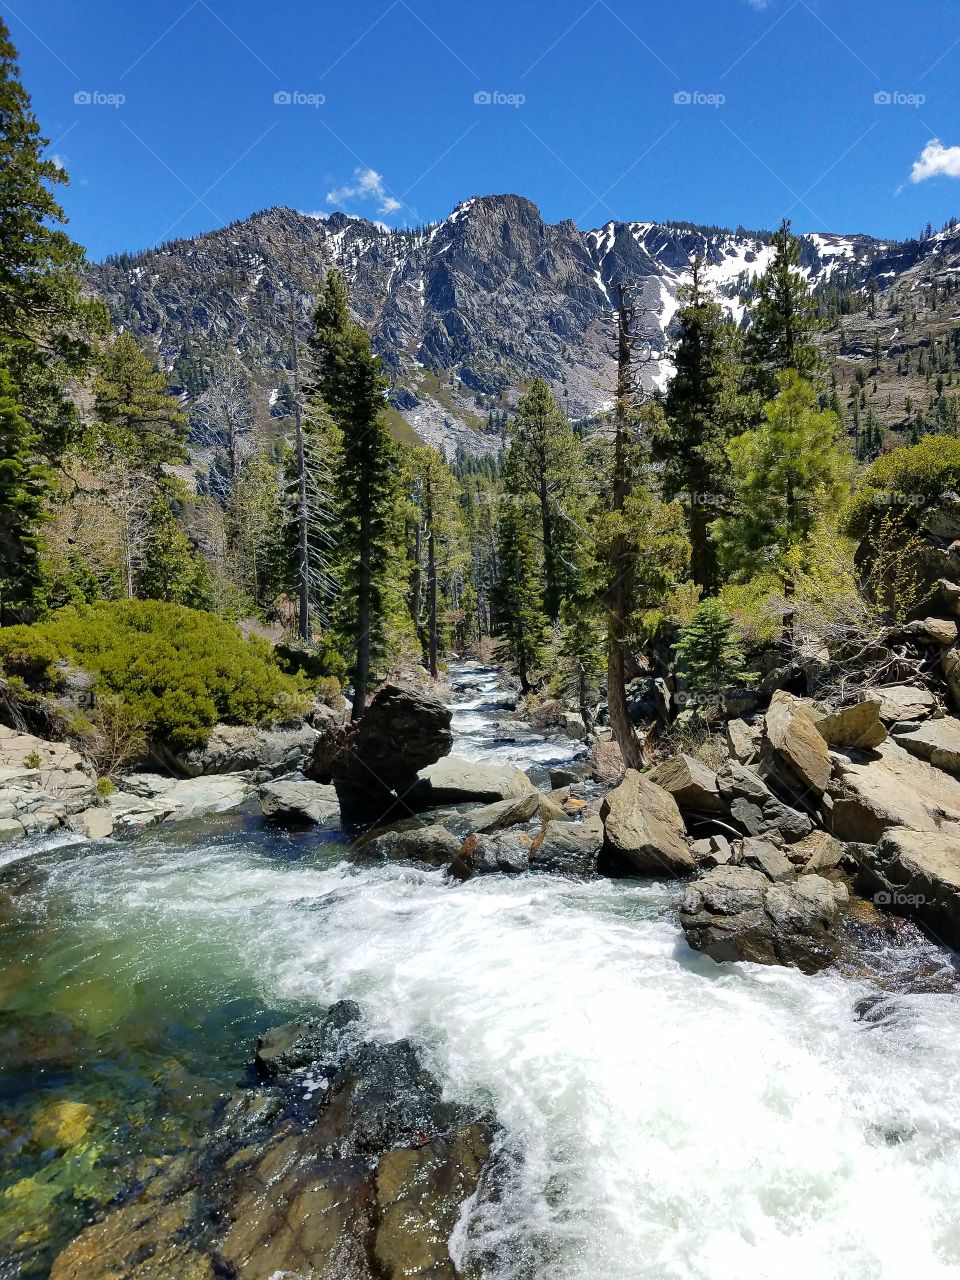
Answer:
88 195 959 455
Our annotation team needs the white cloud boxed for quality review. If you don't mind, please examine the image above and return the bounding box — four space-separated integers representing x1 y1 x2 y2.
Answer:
744 0 775 8
325 167 402 216
50 153 66 170
910 138 960 184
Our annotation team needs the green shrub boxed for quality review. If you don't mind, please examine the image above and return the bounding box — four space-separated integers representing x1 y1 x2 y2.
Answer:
0 600 313 752
846 435 960 536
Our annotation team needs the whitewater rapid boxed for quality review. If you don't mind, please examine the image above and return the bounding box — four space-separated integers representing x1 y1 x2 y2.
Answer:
25 665 960 1279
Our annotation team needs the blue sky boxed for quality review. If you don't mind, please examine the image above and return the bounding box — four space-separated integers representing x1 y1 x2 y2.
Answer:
6 0 960 259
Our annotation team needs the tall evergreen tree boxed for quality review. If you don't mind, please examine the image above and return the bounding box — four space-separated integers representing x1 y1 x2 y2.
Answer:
139 484 209 608
307 270 399 719
0 361 46 618
504 377 585 620
410 445 462 677
0 18 106 614
492 493 547 694
715 371 851 581
743 220 821 399
91 332 188 597
654 258 745 593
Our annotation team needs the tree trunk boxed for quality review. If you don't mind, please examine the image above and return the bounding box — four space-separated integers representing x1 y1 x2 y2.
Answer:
605 286 647 769
290 305 310 643
539 468 556 622
426 473 438 678
353 501 371 721
410 520 423 628
689 501 714 596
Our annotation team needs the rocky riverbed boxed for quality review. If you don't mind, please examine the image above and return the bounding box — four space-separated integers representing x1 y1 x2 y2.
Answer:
2 665 960 1279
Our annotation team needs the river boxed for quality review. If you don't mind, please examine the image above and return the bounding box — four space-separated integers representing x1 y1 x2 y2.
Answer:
2 664 960 1279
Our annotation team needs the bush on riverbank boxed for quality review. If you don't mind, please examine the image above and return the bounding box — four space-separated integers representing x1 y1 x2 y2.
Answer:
0 600 313 752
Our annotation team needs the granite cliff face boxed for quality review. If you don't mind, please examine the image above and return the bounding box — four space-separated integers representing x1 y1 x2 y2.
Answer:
89 194 956 455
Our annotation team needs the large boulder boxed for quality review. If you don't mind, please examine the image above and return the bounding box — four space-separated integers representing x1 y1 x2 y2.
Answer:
827 738 960 842
861 826 960 949
170 722 320 780
0 727 101 839
716 761 813 844
904 616 958 648
109 773 252 829
529 814 604 876
600 770 695 877
649 754 727 817
307 685 453 805
760 691 831 803
893 717 960 776
679 865 848 974
259 779 339 825
407 757 536 807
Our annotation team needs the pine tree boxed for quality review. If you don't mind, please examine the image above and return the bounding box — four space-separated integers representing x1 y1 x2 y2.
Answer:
91 332 188 597
715 371 851 581
743 219 821 399
307 270 399 719
492 493 547 694
0 360 46 618
0 18 107 613
139 484 208 607
676 598 755 702
503 377 585 620
410 445 463 677
654 257 745 593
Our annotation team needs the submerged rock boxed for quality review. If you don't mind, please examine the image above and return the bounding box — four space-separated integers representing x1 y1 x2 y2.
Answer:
51 1002 495 1280
362 823 462 867
457 830 531 875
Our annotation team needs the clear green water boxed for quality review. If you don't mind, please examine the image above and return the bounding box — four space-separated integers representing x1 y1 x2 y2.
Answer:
0 816 350 1279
